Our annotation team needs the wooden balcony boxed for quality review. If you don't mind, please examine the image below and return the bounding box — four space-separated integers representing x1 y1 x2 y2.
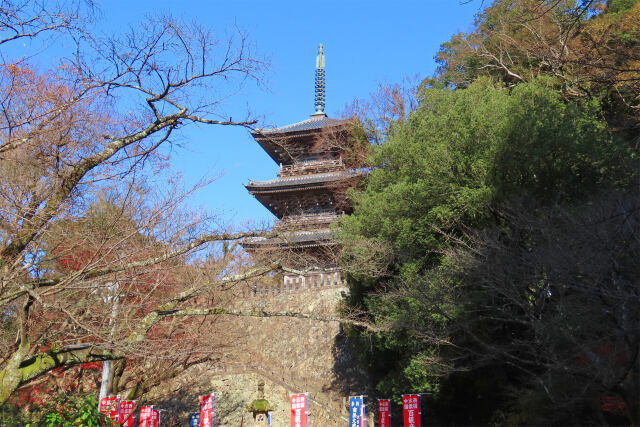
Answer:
278 158 345 177
273 213 338 232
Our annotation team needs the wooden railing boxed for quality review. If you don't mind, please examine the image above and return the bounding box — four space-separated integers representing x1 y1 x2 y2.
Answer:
238 274 347 298
272 213 337 231
278 158 345 177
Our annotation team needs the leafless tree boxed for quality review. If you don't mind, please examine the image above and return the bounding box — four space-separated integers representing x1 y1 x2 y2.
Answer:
340 77 420 148
0 0 93 48
0 1 279 404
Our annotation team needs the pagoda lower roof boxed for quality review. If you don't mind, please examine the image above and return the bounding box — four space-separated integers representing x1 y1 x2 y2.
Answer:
245 171 360 192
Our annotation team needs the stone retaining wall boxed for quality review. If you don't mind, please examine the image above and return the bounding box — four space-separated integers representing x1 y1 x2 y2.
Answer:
147 278 372 426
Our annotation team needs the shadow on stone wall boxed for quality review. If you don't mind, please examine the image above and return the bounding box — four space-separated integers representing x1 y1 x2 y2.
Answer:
330 325 372 397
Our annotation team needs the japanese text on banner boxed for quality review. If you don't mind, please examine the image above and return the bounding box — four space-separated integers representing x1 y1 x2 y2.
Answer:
290 393 308 427
118 400 135 427
402 395 421 427
151 409 159 427
189 413 201 427
378 399 390 427
99 396 119 422
348 396 366 427
139 406 153 427
199 394 215 427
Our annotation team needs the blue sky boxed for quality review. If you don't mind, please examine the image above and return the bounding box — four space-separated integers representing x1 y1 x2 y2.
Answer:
97 1 480 228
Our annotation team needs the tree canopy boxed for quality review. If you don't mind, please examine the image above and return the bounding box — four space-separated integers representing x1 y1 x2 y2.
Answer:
338 1 639 425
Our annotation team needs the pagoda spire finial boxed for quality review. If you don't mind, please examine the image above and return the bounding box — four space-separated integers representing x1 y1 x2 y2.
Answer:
314 43 326 116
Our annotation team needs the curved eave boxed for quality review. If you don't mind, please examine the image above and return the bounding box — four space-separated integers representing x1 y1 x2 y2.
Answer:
245 174 362 219
245 173 363 194
245 180 353 194
254 115 346 135
243 240 338 250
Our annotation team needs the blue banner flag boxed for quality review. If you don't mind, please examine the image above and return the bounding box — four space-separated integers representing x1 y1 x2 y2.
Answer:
189 413 200 427
349 396 366 427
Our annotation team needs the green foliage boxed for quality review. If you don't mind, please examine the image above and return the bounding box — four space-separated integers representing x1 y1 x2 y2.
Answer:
341 77 629 272
608 0 638 13
0 402 30 426
339 76 637 424
433 0 640 137
22 394 116 427
337 1 638 424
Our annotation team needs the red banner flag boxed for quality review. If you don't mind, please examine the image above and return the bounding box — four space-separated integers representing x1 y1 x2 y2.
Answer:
199 394 214 427
290 393 308 427
378 399 390 427
402 395 420 427
151 409 159 427
139 406 153 427
99 396 119 422
118 400 135 427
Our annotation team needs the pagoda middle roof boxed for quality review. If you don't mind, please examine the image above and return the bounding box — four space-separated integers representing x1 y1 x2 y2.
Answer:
242 228 335 247
245 170 360 191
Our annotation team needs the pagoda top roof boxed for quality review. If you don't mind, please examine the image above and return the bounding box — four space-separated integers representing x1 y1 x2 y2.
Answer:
250 113 353 165
253 113 346 136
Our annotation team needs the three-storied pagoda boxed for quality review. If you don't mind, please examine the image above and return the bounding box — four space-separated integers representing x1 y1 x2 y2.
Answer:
244 44 362 287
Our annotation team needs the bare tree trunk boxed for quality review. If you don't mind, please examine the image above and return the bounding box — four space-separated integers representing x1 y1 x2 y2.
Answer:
109 359 126 396
0 346 121 405
0 342 30 405
98 360 111 401
99 282 120 401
